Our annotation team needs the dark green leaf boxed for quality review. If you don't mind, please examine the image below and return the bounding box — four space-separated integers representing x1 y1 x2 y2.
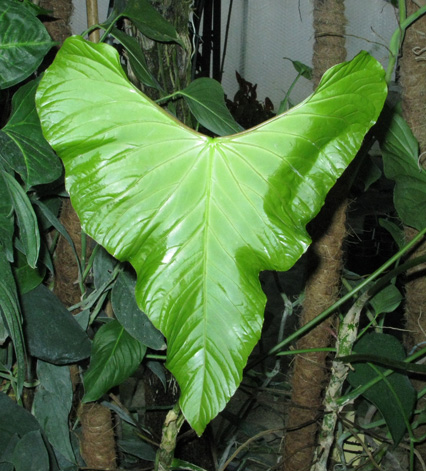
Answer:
379 218 405 250
33 361 75 463
347 333 416 445
109 27 162 91
36 37 387 434
111 271 166 350
0 251 26 395
369 284 402 315
380 107 426 230
0 79 62 187
0 393 41 452
123 0 183 46
179 78 244 136
93 246 118 290
21 284 91 364
0 170 14 261
283 57 313 79
13 258 45 295
83 320 146 402
12 430 49 471
338 353 426 375
171 458 208 471
0 0 55 89
33 199 80 270
118 438 156 461
2 171 40 268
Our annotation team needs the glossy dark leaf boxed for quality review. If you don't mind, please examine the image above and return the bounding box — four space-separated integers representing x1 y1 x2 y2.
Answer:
110 27 162 91
347 333 416 445
21 284 91 364
83 320 146 402
0 0 55 89
0 79 62 187
179 78 244 136
111 270 166 350
122 0 183 46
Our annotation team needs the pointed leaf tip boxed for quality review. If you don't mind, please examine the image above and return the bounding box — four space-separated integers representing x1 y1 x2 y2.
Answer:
36 37 386 433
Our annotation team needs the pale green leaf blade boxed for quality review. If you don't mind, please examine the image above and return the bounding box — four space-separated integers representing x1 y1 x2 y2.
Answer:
0 78 63 187
36 37 387 434
0 0 55 89
179 78 244 136
83 320 147 402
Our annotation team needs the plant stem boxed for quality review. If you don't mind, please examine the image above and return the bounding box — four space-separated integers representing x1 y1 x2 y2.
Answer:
386 4 426 83
154 403 185 471
268 227 426 358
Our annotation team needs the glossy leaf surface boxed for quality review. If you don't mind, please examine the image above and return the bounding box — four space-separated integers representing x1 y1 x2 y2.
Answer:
82 319 147 402
178 78 243 136
0 79 62 187
36 36 387 434
0 0 54 89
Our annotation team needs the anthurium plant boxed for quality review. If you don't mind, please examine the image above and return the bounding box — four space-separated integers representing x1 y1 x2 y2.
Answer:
35 35 387 435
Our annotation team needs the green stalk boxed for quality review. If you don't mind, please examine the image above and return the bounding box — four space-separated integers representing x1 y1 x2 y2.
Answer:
386 4 426 83
268 227 426 358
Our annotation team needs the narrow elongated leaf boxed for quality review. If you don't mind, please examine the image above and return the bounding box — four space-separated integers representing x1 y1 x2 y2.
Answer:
380 106 426 230
347 333 416 445
0 79 62 187
83 320 146 402
0 251 26 396
36 36 387 434
122 0 183 46
2 171 40 268
0 168 14 261
178 78 244 136
109 27 162 91
0 0 55 89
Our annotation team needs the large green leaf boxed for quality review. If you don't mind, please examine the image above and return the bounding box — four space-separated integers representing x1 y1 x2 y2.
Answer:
36 36 387 434
0 0 55 89
0 78 63 188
